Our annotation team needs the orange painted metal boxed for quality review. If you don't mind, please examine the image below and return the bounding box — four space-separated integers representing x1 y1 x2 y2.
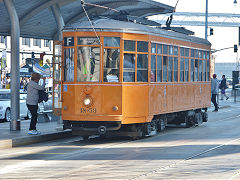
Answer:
61 30 211 125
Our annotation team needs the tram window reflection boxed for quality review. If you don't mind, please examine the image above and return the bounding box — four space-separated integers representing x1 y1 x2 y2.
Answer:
103 48 120 82
185 58 189 81
64 48 74 82
199 60 203 81
137 41 148 52
195 59 198 81
104 37 120 47
191 59 194 82
163 56 168 82
137 54 148 82
168 57 173 82
151 55 156 82
157 55 162 82
124 40 135 51
180 57 184 82
123 53 135 82
77 47 100 82
174 57 178 82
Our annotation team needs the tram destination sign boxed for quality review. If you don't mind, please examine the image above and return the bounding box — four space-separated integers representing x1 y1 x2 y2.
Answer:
64 37 74 46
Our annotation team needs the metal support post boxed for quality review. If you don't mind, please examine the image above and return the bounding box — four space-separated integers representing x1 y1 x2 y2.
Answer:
205 0 208 40
4 0 21 131
51 4 65 131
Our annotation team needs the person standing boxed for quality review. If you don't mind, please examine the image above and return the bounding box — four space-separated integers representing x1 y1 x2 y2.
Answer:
219 75 229 100
26 72 45 135
211 74 219 112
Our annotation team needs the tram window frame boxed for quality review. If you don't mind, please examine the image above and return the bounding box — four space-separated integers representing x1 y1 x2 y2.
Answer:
103 48 120 82
168 57 173 82
64 47 75 82
104 37 120 47
163 56 168 82
195 59 198 81
185 58 189 82
77 46 101 82
174 57 178 82
137 41 148 52
151 55 156 82
124 40 136 51
123 53 135 82
191 58 195 82
157 55 162 82
137 54 148 82
180 57 184 82
199 59 203 81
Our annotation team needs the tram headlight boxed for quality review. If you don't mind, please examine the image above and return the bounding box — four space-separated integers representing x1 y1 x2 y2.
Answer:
83 96 93 107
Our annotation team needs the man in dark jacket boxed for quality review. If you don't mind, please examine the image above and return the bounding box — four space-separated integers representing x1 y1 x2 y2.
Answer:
219 75 229 100
211 74 219 112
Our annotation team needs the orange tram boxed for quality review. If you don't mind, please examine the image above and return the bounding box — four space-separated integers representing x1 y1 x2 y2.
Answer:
56 18 211 139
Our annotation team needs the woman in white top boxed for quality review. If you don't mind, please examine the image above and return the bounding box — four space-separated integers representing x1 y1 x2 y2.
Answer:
26 72 45 135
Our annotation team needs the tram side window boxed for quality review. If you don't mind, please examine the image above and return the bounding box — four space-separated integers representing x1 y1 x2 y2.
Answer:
151 55 156 82
157 55 162 82
104 37 120 47
199 60 203 81
163 56 168 82
168 57 173 82
137 54 148 82
64 48 74 82
191 59 194 82
77 47 100 82
124 40 136 51
123 54 135 82
137 41 148 52
195 59 198 81
203 60 206 81
174 57 178 82
207 60 210 81
185 58 189 81
180 57 184 82
103 48 120 82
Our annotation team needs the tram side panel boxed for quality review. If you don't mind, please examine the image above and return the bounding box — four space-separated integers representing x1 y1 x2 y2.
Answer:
122 84 151 124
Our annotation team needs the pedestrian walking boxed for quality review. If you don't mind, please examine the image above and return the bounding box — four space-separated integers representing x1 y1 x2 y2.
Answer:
26 72 45 135
211 74 219 112
219 75 229 100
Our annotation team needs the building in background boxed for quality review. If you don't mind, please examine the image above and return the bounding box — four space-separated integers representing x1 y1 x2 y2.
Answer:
214 62 237 79
0 36 53 75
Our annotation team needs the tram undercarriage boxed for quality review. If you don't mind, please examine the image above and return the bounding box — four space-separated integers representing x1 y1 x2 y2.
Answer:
63 108 208 140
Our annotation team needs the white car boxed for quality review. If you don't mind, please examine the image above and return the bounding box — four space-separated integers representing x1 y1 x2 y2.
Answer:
0 89 28 122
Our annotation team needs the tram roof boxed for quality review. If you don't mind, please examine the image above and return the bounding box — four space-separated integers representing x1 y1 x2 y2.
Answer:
0 0 174 40
64 18 211 46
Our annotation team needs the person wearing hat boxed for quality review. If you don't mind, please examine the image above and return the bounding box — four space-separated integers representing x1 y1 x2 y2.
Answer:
211 74 219 112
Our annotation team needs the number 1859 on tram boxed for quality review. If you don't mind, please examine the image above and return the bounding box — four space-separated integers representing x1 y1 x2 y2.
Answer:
53 18 211 139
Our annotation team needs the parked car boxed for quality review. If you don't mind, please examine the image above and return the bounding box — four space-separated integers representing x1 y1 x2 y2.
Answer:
0 89 28 121
0 89 52 122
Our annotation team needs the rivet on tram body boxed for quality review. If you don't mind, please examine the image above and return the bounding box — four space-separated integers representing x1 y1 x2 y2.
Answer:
84 86 92 95
112 106 118 111
64 106 68 110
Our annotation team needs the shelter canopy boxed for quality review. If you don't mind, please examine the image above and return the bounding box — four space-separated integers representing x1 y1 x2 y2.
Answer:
0 0 174 40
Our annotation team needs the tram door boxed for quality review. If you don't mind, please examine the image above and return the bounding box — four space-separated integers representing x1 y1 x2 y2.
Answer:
53 40 62 116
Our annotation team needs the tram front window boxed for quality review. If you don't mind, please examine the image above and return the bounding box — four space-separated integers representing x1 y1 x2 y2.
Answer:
103 48 120 82
77 47 100 82
64 48 74 82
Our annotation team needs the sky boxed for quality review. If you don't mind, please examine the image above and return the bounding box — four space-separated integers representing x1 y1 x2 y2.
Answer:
154 0 240 63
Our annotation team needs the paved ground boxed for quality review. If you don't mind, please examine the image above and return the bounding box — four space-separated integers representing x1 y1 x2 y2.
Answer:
0 96 239 179
0 119 72 149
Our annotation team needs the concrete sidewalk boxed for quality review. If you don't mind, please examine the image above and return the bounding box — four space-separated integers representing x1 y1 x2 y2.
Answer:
0 119 72 149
